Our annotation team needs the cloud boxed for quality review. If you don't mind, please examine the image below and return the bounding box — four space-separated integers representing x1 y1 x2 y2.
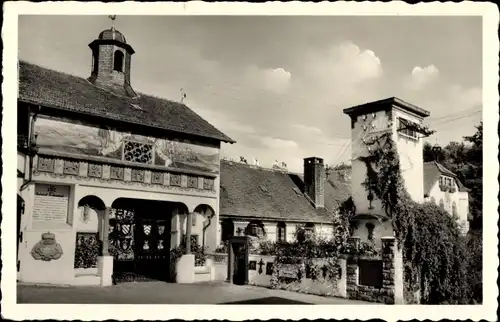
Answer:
290 124 323 135
261 137 298 149
187 102 259 138
302 42 383 89
263 68 292 93
407 64 440 90
242 66 292 94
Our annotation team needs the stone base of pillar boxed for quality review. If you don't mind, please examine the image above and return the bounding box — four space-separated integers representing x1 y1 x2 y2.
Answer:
175 254 195 283
97 256 113 286
205 258 215 281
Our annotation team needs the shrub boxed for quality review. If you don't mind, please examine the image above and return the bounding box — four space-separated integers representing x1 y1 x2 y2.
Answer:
258 240 278 255
214 240 229 254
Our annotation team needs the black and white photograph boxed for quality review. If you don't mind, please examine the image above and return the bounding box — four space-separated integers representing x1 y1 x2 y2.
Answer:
2 2 498 321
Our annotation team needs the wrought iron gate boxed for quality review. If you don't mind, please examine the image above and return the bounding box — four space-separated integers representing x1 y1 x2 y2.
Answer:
109 208 171 283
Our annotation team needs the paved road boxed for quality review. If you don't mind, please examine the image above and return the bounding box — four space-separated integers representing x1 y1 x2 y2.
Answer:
17 281 372 305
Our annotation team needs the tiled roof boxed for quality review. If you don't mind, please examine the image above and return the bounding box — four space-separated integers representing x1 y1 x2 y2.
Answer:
18 61 235 143
423 161 469 196
219 160 351 224
343 97 431 118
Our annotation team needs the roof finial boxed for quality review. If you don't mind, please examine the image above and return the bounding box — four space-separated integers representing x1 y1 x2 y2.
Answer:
108 15 117 31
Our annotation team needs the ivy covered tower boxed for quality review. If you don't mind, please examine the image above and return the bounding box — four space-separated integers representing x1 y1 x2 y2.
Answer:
343 97 432 244
87 16 138 98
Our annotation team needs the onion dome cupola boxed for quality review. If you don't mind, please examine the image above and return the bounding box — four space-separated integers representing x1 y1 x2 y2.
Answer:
87 15 138 97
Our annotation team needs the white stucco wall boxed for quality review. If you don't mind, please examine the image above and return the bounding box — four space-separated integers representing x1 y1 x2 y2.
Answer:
18 173 220 285
349 109 390 216
425 180 469 223
392 108 425 203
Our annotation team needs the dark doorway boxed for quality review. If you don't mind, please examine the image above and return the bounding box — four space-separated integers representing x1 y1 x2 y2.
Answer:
109 198 186 284
228 236 249 285
17 195 25 272
220 218 234 243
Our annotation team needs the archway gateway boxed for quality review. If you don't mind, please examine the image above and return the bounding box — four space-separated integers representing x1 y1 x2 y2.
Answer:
109 198 187 284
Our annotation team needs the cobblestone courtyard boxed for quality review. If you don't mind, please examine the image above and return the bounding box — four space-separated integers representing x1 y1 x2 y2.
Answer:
17 281 372 305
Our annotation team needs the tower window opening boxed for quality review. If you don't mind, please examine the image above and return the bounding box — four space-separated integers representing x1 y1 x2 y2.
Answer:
113 50 124 72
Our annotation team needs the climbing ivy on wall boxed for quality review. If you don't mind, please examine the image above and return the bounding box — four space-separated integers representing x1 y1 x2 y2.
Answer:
358 134 474 304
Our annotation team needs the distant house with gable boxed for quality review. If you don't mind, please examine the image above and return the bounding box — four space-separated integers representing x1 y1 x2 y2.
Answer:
423 161 470 234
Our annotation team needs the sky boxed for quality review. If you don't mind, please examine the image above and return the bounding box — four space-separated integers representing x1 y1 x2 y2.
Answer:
18 15 483 173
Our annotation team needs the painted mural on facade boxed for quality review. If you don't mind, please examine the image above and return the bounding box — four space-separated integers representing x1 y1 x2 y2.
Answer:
34 117 220 173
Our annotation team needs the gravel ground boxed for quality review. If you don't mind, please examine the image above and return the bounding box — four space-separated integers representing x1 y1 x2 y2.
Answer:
17 281 373 305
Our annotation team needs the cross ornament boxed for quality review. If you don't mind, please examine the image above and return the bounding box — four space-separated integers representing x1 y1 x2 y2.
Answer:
257 258 265 275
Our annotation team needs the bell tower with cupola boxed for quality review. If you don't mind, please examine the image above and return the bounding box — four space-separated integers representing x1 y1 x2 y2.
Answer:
87 16 137 97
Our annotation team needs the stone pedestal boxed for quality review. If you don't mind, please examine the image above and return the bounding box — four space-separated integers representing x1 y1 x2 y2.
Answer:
97 255 113 286
233 220 249 236
205 258 215 281
176 254 195 283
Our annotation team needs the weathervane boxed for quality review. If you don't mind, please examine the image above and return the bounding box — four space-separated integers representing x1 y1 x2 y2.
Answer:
180 88 187 103
108 15 117 30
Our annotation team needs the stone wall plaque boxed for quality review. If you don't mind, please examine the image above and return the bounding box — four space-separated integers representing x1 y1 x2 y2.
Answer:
203 178 215 190
187 175 198 188
151 171 163 184
131 169 145 182
37 157 55 172
279 263 297 278
63 160 79 175
31 232 63 261
170 174 181 186
33 184 70 225
88 163 103 178
110 166 124 180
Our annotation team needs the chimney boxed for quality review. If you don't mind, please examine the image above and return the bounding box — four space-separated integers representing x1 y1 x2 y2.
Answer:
303 157 325 208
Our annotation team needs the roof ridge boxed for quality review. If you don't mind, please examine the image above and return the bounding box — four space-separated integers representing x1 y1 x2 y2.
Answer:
18 60 235 143
221 159 304 175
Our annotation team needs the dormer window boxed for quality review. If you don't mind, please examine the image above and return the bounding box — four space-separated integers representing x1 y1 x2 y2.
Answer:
113 50 124 72
439 176 456 192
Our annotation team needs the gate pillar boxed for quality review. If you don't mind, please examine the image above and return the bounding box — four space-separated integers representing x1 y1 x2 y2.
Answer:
98 207 113 286
185 212 193 254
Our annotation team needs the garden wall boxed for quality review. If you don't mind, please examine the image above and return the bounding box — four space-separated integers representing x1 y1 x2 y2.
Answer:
345 236 404 304
206 236 404 304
